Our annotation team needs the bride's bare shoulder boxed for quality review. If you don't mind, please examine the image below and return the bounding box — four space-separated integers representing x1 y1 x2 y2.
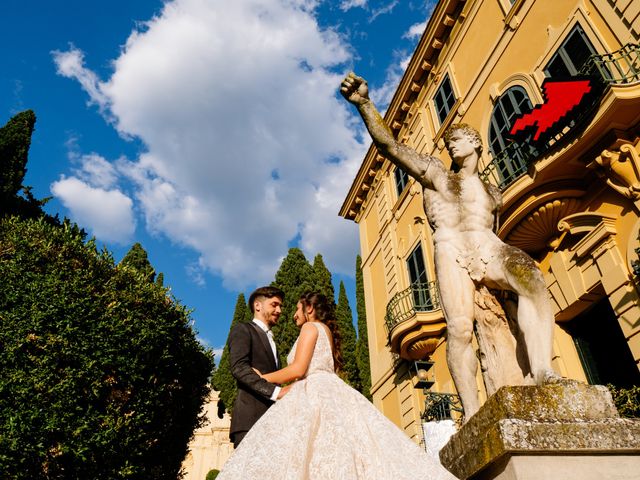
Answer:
299 321 320 337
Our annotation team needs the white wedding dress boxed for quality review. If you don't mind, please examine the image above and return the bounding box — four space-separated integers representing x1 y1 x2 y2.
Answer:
218 322 457 479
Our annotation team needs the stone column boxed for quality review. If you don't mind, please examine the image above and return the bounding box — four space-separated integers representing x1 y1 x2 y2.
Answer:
439 382 640 480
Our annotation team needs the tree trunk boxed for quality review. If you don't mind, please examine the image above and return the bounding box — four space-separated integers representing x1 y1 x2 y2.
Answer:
473 286 531 395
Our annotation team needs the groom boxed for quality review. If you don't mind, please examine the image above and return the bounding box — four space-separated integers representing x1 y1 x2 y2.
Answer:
228 286 284 447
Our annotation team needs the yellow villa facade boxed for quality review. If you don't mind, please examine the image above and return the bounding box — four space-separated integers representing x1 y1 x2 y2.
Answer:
181 389 234 480
340 0 640 441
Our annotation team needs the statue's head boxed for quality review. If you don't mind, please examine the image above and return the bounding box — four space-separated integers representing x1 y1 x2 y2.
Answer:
444 123 483 164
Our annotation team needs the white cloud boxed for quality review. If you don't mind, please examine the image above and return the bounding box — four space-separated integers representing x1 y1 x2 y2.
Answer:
403 21 426 39
369 0 398 22
51 47 110 113
51 176 136 244
53 0 363 289
75 153 119 189
340 0 367 11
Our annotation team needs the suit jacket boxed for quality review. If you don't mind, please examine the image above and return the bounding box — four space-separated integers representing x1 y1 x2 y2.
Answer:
228 321 279 437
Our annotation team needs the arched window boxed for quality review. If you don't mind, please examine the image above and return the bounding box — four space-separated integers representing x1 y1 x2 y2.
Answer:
489 86 532 155
488 86 533 183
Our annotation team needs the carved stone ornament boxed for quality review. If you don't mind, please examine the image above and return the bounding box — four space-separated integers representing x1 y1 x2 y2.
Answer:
506 198 582 253
591 140 640 201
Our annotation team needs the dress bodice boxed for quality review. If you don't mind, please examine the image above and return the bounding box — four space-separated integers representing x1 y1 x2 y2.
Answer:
287 321 334 376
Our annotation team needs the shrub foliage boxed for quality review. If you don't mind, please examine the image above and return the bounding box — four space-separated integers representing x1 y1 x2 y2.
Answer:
607 384 640 418
0 217 213 479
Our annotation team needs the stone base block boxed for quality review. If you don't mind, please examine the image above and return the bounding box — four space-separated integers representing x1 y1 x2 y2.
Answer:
439 382 640 480
483 454 640 480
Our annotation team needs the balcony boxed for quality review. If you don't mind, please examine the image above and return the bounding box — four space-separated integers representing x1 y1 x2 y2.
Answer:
580 43 640 85
385 282 447 360
421 391 464 425
480 43 640 193
478 141 537 189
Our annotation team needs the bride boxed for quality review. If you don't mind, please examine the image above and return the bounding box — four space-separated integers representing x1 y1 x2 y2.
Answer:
217 291 458 479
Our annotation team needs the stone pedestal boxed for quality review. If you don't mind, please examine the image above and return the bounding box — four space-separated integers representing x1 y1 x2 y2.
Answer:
439 383 640 480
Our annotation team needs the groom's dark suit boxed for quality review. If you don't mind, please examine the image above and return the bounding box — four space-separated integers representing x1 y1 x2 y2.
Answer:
228 321 279 446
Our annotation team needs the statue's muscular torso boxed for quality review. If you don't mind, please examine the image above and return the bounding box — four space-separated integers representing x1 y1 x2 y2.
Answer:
419 157 503 280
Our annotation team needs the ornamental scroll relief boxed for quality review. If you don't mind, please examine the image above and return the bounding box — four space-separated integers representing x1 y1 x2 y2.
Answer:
589 139 640 203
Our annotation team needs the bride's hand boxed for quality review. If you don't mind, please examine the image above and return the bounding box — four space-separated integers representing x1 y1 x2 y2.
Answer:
277 383 293 399
252 367 264 378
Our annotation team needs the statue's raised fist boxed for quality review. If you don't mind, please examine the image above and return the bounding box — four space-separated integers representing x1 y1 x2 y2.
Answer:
340 72 370 106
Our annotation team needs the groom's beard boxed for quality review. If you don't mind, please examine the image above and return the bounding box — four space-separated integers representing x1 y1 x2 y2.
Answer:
264 312 280 328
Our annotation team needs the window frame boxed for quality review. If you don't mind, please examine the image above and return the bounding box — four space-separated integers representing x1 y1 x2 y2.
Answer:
433 74 457 126
543 23 597 78
394 166 409 197
406 243 432 311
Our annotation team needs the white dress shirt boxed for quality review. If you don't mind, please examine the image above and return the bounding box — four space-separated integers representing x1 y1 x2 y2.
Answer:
252 319 281 401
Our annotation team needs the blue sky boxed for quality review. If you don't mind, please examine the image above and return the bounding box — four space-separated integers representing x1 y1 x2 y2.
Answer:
1 0 434 361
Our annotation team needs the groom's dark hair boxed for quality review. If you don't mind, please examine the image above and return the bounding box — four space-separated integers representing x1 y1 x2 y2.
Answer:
248 286 285 313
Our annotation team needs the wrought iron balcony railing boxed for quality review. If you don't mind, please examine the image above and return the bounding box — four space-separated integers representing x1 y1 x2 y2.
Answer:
385 281 440 334
478 141 538 189
421 391 464 425
579 42 640 84
480 43 640 192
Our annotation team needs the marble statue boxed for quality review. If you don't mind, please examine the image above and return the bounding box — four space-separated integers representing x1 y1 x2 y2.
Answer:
341 72 561 418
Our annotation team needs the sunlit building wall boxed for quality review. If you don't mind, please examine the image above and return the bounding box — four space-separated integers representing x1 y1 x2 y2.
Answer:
340 0 640 440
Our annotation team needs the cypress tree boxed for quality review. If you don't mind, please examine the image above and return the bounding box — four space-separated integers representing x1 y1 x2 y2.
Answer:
119 242 156 283
336 281 360 389
355 255 372 400
312 254 335 301
213 293 251 414
0 110 46 219
271 248 315 366
0 110 34 200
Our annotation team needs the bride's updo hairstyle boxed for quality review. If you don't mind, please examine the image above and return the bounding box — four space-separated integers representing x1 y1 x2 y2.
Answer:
299 292 343 372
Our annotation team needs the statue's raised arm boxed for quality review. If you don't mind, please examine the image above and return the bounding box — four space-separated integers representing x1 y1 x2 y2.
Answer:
340 73 439 187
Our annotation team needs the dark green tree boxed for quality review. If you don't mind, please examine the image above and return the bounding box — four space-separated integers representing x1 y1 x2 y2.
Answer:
0 217 213 480
0 110 47 219
271 248 315 365
336 281 360 389
312 254 334 301
119 242 156 283
212 293 251 415
355 255 372 400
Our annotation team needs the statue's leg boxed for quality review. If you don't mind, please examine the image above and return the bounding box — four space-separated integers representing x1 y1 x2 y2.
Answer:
437 254 479 418
499 245 561 384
